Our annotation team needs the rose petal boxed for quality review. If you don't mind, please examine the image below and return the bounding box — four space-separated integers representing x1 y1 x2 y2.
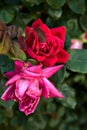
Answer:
70 39 83 49
27 48 45 61
55 36 64 50
5 74 21 85
57 49 69 63
32 19 42 28
27 64 42 73
19 97 40 116
23 70 41 78
5 60 24 79
32 19 51 34
26 79 41 98
42 65 64 78
5 72 15 79
40 24 51 35
15 60 24 72
51 26 66 41
1 84 15 101
15 79 30 100
25 29 37 47
40 79 49 98
42 78 64 98
25 27 33 34
42 55 57 66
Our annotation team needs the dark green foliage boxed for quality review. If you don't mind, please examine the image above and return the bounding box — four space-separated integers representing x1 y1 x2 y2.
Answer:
66 49 87 73
51 66 66 84
46 0 66 9
0 0 87 130
0 54 14 74
0 8 15 24
80 14 87 31
67 0 86 14
58 84 76 109
0 55 14 74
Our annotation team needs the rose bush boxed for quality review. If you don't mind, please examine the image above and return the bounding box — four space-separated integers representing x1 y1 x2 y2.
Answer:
0 0 87 129
18 19 69 66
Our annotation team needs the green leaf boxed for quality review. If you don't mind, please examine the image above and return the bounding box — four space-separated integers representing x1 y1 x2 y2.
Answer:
46 0 66 9
9 43 26 61
67 19 82 38
49 117 59 127
80 14 87 32
0 8 15 24
26 117 39 130
0 54 14 74
13 13 38 28
48 8 62 20
0 78 7 94
51 66 66 84
27 59 37 65
66 49 87 73
47 103 56 113
64 33 71 50
10 113 26 127
0 110 5 123
0 100 14 108
67 0 86 14
35 115 47 129
57 107 65 118
58 84 76 109
46 17 55 28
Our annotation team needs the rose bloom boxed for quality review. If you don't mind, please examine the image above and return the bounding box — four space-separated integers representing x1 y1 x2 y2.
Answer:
70 39 83 49
1 60 64 116
18 19 69 66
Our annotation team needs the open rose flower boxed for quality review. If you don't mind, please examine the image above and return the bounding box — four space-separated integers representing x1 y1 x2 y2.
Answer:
18 19 69 66
1 60 64 116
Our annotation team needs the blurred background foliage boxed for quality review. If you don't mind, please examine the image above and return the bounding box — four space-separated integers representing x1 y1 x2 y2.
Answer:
0 0 87 130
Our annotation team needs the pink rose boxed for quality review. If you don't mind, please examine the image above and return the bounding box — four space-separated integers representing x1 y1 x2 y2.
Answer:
70 39 83 49
1 60 64 115
18 19 69 66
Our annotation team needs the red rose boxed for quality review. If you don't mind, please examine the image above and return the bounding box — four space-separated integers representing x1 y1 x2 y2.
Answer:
18 19 69 66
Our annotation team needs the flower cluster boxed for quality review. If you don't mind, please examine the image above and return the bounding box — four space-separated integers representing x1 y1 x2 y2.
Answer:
1 19 69 115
